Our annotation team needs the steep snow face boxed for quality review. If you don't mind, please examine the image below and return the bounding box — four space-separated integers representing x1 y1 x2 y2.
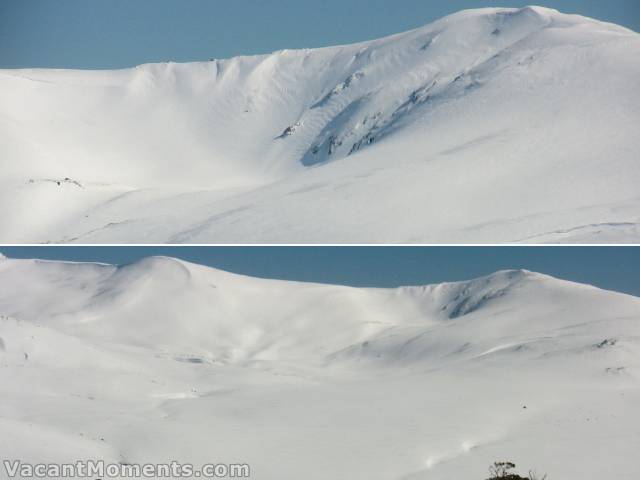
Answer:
1 7 639 243
0 7 557 185
1 256 639 479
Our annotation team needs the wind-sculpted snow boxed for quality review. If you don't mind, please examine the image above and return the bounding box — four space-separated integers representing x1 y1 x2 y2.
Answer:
1 6 639 242
1 256 639 478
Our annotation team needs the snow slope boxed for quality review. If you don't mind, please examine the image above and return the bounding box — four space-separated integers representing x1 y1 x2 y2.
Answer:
1 255 639 479
1 6 639 243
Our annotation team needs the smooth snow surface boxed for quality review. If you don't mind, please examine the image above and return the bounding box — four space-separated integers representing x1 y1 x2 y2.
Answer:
1 256 639 479
1 6 639 243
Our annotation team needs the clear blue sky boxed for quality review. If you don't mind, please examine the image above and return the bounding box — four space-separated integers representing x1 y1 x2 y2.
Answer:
1 0 638 69
1 247 638 297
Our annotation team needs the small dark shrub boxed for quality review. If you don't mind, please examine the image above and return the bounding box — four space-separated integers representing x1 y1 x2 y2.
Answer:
486 462 547 480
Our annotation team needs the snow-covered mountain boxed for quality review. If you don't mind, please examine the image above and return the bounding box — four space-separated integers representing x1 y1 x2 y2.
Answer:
1 254 639 479
1 6 639 243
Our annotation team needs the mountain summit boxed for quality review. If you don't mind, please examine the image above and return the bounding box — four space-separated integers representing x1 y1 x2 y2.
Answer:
1 7 638 243
0 255 639 478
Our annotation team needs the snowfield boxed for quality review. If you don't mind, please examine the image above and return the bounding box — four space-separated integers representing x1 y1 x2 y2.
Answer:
1 6 639 243
0 254 639 479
